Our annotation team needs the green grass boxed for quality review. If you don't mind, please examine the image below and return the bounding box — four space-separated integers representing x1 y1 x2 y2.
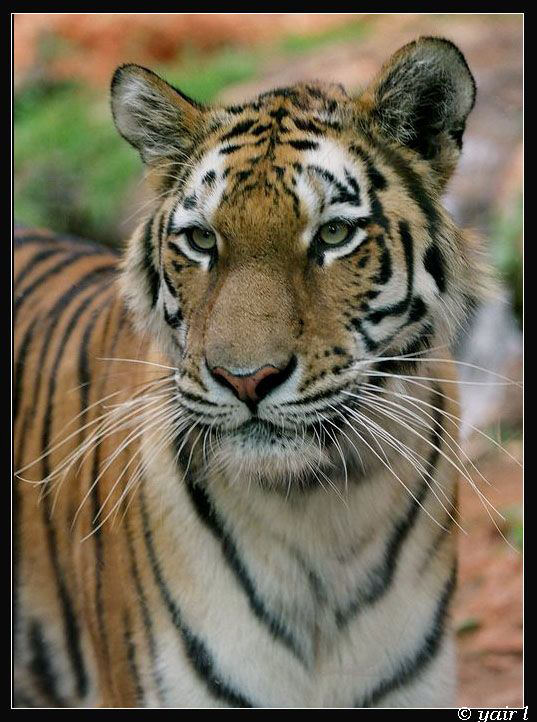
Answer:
15 81 139 244
14 45 264 242
157 46 260 104
490 193 523 328
279 17 369 55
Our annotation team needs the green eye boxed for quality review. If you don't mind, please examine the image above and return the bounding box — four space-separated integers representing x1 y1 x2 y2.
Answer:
189 227 217 252
319 221 351 246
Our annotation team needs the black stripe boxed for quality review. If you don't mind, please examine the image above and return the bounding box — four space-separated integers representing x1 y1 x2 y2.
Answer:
282 383 351 408
220 144 242 155
179 388 219 407
29 267 115 423
164 306 182 330
141 217 160 307
201 170 216 186
221 119 255 142
28 620 64 707
78 306 107 421
423 243 447 293
307 165 361 207
14 227 121 255
349 145 391 239
14 230 54 247
13 409 32 659
162 267 178 298
139 489 256 707
14 315 39 422
367 138 441 241
183 194 197 210
348 316 380 353
408 296 427 324
40 287 113 699
124 513 167 703
250 122 272 137
157 213 166 269
366 220 414 325
293 118 323 135
286 139 318 151
85 308 127 692
355 563 457 707
79 305 114 688
420 490 457 574
349 144 387 191
373 325 434 378
374 235 392 284
14 252 112 323
123 610 144 706
15 247 65 291
89 417 109 681
335 391 444 628
183 474 306 663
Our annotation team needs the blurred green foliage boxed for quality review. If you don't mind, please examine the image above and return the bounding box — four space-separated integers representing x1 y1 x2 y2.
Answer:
279 18 368 54
14 22 371 245
157 47 260 104
14 48 260 245
490 194 523 328
501 505 523 551
15 81 139 244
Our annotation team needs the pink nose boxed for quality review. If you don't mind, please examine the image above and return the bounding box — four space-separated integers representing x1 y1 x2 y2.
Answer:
210 365 281 404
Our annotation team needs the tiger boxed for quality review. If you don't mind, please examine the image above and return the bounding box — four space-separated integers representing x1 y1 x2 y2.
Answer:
13 36 489 708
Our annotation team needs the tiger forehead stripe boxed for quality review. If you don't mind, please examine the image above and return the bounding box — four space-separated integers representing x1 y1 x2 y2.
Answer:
169 146 227 234
183 115 371 233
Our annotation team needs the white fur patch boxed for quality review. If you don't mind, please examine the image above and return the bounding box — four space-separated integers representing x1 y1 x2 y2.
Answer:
296 138 371 265
169 147 227 270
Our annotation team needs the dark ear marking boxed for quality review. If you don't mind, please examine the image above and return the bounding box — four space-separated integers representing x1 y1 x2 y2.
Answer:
423 243 447 293
361 37 476 185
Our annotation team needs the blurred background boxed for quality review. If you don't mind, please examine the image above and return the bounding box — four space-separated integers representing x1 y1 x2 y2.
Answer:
14 13 523 707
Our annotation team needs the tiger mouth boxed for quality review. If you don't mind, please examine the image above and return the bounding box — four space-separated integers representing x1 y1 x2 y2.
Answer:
227 416 338 450
233 418 289 441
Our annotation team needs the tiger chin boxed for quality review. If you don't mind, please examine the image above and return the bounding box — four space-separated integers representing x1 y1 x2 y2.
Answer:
14 37 490 708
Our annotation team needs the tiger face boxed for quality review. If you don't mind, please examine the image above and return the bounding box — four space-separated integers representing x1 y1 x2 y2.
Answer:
111 37 483 486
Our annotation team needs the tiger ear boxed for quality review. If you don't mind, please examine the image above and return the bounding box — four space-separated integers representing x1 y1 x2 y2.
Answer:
111 64 204 168
360 37 476 185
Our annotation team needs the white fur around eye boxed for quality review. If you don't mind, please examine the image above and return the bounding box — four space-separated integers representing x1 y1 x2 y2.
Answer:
321 227 368 265
172 231 216 271
295 138 372 262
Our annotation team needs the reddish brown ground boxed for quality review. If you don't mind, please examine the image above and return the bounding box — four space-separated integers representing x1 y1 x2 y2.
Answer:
455 444 523 708
13 13 360 87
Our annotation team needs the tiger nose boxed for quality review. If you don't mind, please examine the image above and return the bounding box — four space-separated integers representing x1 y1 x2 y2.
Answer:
209 357 297 409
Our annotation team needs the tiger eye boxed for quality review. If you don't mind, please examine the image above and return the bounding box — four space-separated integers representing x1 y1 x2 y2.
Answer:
190 227 217 251
319 221 350 246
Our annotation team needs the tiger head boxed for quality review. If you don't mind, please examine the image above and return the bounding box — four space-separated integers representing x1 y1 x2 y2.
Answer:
111 37 485 487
